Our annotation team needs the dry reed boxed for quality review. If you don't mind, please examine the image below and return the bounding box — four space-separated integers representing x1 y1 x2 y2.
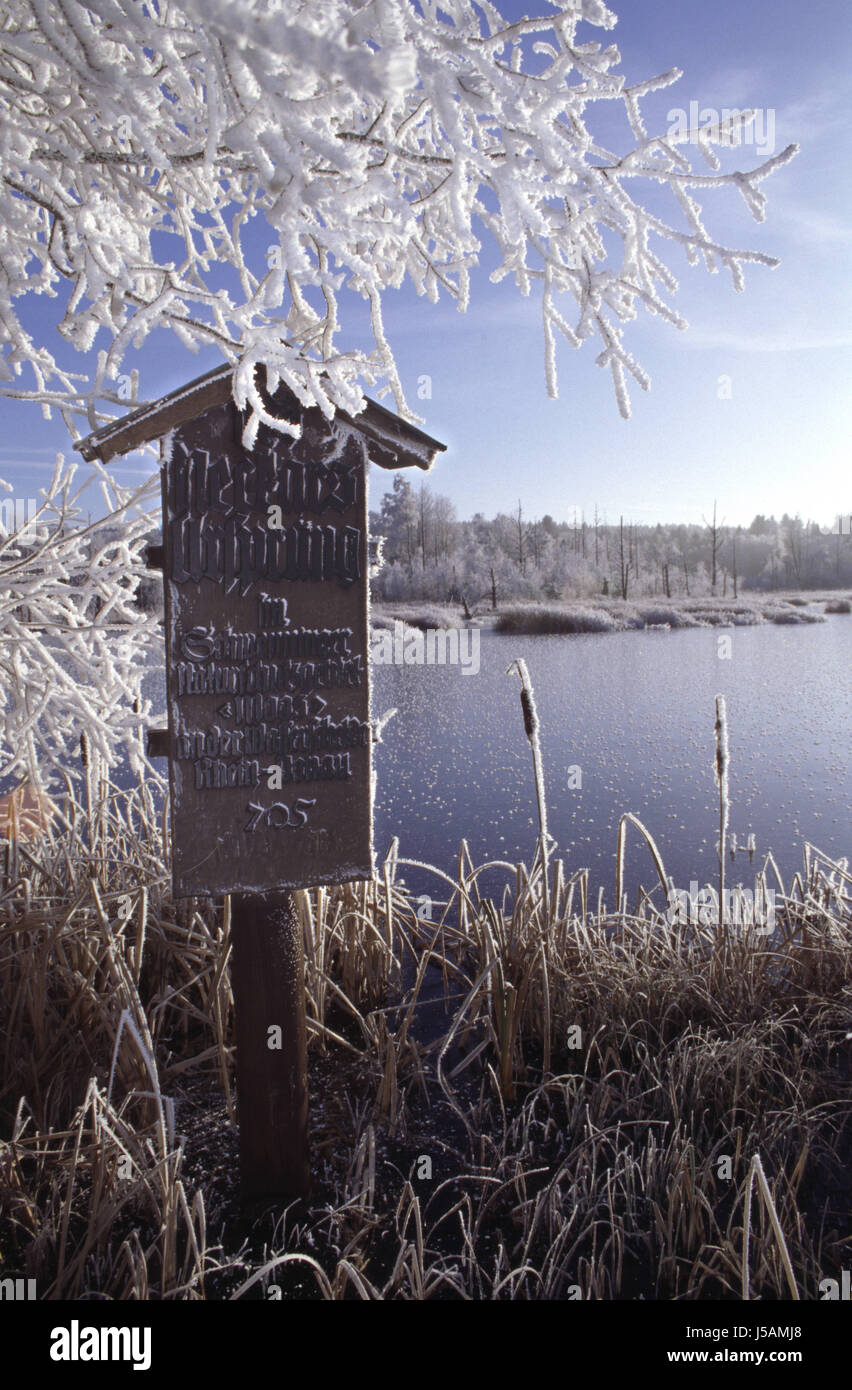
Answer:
1 701 849 1300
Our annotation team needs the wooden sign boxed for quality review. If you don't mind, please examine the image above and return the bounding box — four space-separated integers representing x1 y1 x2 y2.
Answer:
78 366 444 1204
161 397 374 898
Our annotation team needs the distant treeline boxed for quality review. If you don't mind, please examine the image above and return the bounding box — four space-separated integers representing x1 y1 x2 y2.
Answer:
371 476 852 606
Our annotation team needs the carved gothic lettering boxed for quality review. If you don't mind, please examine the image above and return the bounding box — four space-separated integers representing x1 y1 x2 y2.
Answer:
162 399 373 896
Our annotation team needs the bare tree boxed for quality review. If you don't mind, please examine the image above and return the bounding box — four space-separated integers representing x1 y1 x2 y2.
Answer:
432 494 457 565
516 501 527 577
530 519 542 569
704 501 726 596
784 514 810 588
679 540 691 597
731 528 739 599
418 484 433 572
618 515 631 600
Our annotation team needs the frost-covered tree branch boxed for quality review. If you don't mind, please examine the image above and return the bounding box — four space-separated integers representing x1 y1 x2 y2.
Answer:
0 0 797 440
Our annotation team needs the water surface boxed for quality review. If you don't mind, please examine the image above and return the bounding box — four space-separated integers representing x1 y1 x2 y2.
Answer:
371 619 852 909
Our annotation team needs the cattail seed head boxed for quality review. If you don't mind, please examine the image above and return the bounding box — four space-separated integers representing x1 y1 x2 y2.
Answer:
714 694 729 844
520 687 537 740
714 694 728 787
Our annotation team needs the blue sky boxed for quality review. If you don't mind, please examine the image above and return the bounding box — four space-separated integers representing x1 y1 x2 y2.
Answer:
1 0 849 529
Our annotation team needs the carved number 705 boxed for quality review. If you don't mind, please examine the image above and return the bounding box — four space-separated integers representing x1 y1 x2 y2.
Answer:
244 798 317 833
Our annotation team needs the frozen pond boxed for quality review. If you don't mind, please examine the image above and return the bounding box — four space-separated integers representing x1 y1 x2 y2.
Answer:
371 617 852 909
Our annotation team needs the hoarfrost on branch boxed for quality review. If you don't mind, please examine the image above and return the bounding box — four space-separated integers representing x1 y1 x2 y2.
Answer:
0 0 797 441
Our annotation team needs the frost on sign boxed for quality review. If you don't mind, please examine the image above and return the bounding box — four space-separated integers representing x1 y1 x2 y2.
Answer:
161 399 374 897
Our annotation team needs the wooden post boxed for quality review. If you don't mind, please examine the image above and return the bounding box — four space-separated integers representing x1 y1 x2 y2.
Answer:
230 890 310 1204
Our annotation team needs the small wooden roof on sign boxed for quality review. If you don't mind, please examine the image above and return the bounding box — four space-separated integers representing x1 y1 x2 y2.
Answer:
76 364 446 471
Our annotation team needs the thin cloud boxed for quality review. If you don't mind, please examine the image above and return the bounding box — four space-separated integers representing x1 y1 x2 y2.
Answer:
681 327 852 353
775 91 850 146
697 65 765 109
770 199 851 247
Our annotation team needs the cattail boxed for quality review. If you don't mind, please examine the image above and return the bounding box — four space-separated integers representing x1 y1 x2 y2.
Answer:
714 695 729 928
520 686 537 740
508 658 549 926
714 695 729 798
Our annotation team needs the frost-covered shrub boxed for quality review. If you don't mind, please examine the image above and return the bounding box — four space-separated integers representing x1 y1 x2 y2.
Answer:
371 604 460 631
496 604 618 635
636 605 702 630
0 460 162 792
767 607 826 625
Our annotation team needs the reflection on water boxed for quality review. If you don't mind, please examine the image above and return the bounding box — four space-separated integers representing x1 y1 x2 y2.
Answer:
372 620 852 910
